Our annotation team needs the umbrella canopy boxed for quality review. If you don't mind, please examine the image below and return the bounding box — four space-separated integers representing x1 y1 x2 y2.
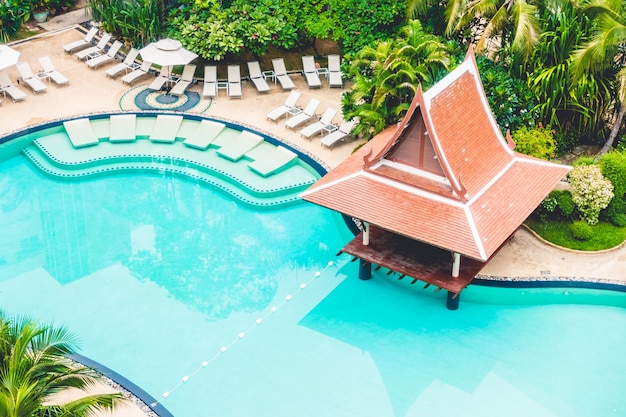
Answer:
139 39 197 68
0 45 20 71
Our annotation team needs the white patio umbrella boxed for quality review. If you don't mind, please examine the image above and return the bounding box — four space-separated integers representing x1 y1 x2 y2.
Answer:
139 38 197 79
0 45 20 71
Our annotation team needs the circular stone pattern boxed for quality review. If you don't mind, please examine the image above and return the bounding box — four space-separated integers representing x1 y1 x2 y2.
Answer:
134 88 201 112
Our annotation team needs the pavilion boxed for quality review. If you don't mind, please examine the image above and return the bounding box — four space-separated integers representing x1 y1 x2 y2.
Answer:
300 49 571 309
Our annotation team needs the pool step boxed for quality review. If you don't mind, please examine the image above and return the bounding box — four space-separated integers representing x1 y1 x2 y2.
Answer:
23 145 314 208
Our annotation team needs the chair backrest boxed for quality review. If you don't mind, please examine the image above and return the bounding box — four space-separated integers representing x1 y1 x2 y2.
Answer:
302 56 316 73
139 61 152 72
181 64 196 82
328 55 341 72
205 66 217 83
83 26 99 42
38 56 55 73
247 61 263 79
285 90 301 107
272 58 287 76
16 62 35 79
107 41 123 58
339 119 356 133
320 108 337 125
96 33 112 49
228 65 240 83
303 99 321 116
123 49 139 65
0 70 12 88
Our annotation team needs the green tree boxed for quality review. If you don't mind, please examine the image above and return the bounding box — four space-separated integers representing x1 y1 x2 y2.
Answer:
0 312 125 417
571 0 626 155
343 20 449 139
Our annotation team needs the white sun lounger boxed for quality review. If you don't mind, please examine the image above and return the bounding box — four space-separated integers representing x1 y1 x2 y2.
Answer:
202 66 217 98
227 65 242 98
183 120 226 150
105 49 139 78
328 54 343 88
86 40 122 70
0 70 27 102
148 66 172 91
248 145 297 177
170 64 196 96
299 108 338 139
271 58 295 90
285 98 320 129
302 55 322 88
216 130 263 161
247 61 270 93
266 90 302 121
320 119 357 148
16 62 47 94
149 114 183 143
75 33 112 61
63 118 99 148
63 26 99 53
38 56 69 86
109 114 136 142
121 61 153 85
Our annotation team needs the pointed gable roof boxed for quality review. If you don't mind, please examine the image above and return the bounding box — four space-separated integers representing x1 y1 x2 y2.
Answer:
301 49 570 261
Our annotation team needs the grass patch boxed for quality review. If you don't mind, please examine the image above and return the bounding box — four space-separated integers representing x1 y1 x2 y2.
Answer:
10 27 42 41
525 218 626 251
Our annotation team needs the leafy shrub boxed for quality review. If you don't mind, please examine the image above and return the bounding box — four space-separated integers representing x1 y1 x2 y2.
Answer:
90 0 162 46
511 124 557 160
535 192 558 222
599 150 626 223
572 156 595 166
0 0 28 42
553 127 580 156
611 213 626 227
555 191 576 219
568 164 614 225
570 220 594 240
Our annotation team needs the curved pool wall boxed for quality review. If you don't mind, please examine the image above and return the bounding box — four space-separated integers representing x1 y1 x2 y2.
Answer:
2 111 626 417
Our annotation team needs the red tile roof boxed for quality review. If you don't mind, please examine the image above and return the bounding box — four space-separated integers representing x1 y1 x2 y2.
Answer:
301 50 570 261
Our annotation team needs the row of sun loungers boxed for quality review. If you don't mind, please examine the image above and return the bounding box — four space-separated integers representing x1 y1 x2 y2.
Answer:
0 56 69 103
62 114 299 176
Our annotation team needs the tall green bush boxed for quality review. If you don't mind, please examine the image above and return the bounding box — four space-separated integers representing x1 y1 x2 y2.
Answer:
0 0 26 42
90 0 162 47
599 150 626 223
511 124 557 159
568 164 614 225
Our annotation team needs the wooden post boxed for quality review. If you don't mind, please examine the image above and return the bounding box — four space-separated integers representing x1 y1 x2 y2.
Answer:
446 291 459 310
358 259 371 280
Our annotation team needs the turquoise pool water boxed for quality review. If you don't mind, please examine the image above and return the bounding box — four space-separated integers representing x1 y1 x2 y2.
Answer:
0 154 625 417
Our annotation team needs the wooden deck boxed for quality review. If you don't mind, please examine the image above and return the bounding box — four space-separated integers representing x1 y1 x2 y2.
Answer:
341 226 487 295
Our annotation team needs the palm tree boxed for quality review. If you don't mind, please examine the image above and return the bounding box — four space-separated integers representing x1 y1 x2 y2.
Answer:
407 0 542 58
0 312 125 417
571 0 626 155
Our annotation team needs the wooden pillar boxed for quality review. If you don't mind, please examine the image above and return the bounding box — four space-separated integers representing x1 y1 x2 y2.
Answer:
358 259 371 280
362 222 370 245
446 291 459 310
452 252 461 277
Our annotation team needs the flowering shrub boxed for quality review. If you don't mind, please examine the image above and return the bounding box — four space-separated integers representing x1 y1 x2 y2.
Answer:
511 124 557 160
568 164 614 225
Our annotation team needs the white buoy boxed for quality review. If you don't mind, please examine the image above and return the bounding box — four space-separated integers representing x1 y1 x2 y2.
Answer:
328 261 334 266
256 318 263 324
201 361 208 367
286 295 292 301
315 271 321 277
300 283 306 289
238 332 245 338
163 392 170 398
182 376 189 382
271 306 277 312
220 346 227 352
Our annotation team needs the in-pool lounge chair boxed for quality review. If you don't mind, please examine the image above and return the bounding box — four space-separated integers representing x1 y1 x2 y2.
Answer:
149 114 183 143
320 119 357 149
105 49 139 79
109 114 136 142
266 90 302 121
328 54 343 88
170 64 197 96
63 118 99 148
247 61 270 93
271 58 295 90
121 61 153 85
227 65 242 98
86 40 122 70
285 98 320 129
16 62 47 94
299 107 338 139
75 33 112 61
202 65 217 98
301 55 322 89
248 145 297 177
183 120 226 150
0 70 27 102
38 56 69 86
216 130 263 161
62 26 99 53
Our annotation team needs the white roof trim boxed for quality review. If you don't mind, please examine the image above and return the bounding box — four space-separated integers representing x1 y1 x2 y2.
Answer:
298 171 362 198
376 159 449 184
467 159 516 205
464 205 488 261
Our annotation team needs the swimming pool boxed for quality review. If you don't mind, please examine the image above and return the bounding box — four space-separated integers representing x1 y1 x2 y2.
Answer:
1 123 626 417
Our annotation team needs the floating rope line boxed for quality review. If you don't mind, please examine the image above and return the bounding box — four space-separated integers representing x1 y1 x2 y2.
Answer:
150 257 346 408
